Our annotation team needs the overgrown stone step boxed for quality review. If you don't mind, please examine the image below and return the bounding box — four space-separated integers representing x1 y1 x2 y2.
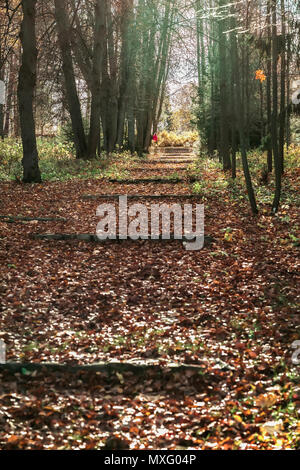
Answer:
152 154 194 157
150 161 194 165
157 153 195 157
108 178 185 184
151 159 195 163
149 156 195 160
82 194 201 200
145 160 193 165
146 158 193 161
157 147 193 154
133 167 188 171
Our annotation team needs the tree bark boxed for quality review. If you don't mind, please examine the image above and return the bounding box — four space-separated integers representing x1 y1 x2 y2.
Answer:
0 105 4 140
286 32 291 148
87 0 105 158
17 0 41 183
230 10 237 179
279 0 286 174
218 0 231 170
0 45 4 140
54 0 87 160
266 0 273 172
3 53 16 136
271 0 281 213
117 0 134 149
232 20 258 214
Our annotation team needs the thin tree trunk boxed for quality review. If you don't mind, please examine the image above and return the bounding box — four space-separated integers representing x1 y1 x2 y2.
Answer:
117 0 134 149
232 21 258 214
271 0 281 213
88 0 105 158
4 54 16 136
218 0 231 170
54 0 87 159
0 46 4 140
279 0 286 174
260 81 264 141
266 0 272 172
0 106 4 140
105 0 118 153
286 33 291 147
230 10 237 179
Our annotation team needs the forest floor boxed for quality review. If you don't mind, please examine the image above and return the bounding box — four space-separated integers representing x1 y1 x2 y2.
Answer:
0 147 299 450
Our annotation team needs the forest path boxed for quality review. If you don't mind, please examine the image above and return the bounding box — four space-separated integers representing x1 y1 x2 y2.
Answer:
0 162 299 450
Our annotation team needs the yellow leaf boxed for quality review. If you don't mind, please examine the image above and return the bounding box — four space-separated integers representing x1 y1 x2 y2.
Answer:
224 232 233 242
233 414 244 424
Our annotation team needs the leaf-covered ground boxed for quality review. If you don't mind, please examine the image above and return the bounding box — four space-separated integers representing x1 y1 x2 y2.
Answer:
0 156 299 449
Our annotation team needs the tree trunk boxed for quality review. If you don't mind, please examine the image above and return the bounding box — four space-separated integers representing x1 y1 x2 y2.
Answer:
218 0 231 170
4 54 16 136
266 0 272 172
0 104 4 140
279 0 286 174
271 0 281 213
88 0 105 158
117 0 134 149
232 20 258 214
286 32 291 148
105 0 118 153
17 0 41 183
0 46 4 140
54 0 87 160
230 11 237 179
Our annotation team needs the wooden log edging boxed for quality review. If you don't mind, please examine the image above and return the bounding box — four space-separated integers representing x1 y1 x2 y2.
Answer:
31 233 215 245
108 178 185 184
0 215 67 223
82 194 202 200
0 361 229 375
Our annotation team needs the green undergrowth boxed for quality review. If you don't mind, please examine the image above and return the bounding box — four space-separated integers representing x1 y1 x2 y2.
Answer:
0 138 138 182
189 145 300 207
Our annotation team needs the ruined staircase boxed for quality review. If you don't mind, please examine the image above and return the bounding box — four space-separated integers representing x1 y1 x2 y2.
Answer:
148 146 196 165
